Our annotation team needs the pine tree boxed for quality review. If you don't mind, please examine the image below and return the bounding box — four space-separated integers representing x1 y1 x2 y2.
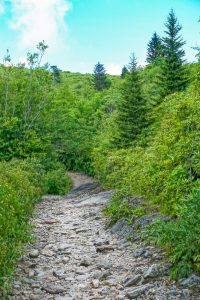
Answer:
50 65 61 84
160 9 187 96
121 65 129 78
146 32 163 63
93 62 109 91
114 54 147 148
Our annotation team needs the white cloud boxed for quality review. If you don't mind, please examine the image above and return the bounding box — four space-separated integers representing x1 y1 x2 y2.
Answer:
106 63 122 75
6 0 71 51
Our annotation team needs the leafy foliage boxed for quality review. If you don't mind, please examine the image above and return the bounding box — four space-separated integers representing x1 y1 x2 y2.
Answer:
103 194 145 225
44 167 71 195
1 9 200 286
93 61 200 279
0 159 43 289
145 189 200 279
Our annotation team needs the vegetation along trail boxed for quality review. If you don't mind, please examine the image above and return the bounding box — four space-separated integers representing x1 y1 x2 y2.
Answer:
8 174 199 300
0 5 200 299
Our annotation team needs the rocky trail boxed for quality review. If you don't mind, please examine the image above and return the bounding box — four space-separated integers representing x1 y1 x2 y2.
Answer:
7 174 200 300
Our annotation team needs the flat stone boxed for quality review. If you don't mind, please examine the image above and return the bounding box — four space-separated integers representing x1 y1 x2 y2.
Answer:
41 249 55 257
80 258 92 267
56 297 74 300
126 284 154 299
43 218 58 224
57 243 71 251
94 240 110 246
30 295 40 300
42 285 66 294
134 248 146 257
144 264 161 278
76 228 88 233
180 274 200 287
124 274 142 287
96 259 112 270
111 218 128 234
96 245 114 253
31 282 41 288
53 269 66 278
93 270 111 280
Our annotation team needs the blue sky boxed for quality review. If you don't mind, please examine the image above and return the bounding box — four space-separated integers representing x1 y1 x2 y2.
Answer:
0 0 200 74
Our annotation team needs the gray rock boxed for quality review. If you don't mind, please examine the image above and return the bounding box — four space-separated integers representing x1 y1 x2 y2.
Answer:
144 264 161 278
43 218 58 224
134 248 146 257
180 274 200 287
76 274 90 281
96 245 114 253
111 218 128 234
29 249 39 258
80 258 92 267
91 279 100 288
41 249 54 257
62 257 70 263
76 228 88 233
126 284 154 299
30 295 40 300
123 274 142 287
96 259 112 270
34 269 45 278
53 269 66 278
93 270 111 280
56 297 74 300
114 214 168 240
28 270 35 277
133 214 168 231
57 243 71 251
31 282 41 288
42 285 65 294
94 239 110 246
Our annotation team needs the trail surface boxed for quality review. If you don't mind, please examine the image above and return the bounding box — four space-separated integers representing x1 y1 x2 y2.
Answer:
9 174 199 300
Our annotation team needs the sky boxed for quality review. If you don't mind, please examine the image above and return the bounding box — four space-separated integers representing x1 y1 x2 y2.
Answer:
0 0 200 74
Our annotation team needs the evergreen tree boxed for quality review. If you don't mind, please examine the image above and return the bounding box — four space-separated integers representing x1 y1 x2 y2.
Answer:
146 32 163 63
114 54 147 148
50 65 61 84
93 62 109 91
160 9 187 96
121 65 129 78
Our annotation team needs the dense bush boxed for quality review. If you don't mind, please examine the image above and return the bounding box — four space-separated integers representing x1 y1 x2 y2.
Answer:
145 189 200 279
0 160 43 289
93 82 200 215
92 65 200 279
44 168 71 195
103 193 145 225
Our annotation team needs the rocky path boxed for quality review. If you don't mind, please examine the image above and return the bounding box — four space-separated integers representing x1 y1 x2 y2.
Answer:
8 174 200 300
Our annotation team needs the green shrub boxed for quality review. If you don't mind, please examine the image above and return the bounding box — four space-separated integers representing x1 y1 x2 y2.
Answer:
0 159 43 289
103 193 145 225
93 88 200 215
44 168 71 195
144 189 200 279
